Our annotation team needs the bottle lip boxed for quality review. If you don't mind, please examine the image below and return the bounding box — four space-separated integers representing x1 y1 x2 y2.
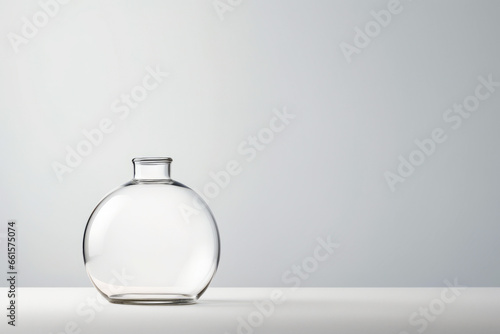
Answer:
132 157 173 165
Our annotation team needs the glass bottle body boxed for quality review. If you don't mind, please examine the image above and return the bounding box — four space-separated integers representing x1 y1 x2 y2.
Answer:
83 158 220 304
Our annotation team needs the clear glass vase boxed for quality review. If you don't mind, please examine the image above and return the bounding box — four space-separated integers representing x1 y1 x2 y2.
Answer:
83 157 220 304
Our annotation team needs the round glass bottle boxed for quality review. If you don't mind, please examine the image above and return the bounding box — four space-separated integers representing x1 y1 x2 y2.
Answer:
83 157 220 304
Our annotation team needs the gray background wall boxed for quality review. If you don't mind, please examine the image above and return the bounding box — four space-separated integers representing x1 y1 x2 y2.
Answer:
0 0 499 287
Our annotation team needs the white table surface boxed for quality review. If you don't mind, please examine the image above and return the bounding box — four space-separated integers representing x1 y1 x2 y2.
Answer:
1 287 499 334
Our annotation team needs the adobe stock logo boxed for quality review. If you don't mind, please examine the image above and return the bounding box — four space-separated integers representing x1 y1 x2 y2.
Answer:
7 0 72 54
398 278 466 334
48 268 134 334
213 0 244 21
384 74 499 192
52 65 169 182
339 0 413 64
223 235 339 334
177 106 295 224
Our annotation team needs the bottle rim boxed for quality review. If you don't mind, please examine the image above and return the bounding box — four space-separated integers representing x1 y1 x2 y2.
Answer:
132 157 173 164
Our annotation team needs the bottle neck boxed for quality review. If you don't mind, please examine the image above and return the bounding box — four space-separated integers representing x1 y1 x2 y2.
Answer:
133 157 172 181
